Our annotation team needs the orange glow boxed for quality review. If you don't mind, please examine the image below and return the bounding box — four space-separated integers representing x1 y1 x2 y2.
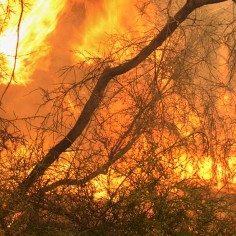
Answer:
1 0 236 201
72 0 136 63
0 0 67 85
92 171 125 200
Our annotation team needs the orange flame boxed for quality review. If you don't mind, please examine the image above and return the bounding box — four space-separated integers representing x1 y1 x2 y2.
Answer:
72 0 137 63
0 0 67 85
0 0 235 200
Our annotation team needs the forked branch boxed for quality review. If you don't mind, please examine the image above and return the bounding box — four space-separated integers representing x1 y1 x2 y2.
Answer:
17 0 228 195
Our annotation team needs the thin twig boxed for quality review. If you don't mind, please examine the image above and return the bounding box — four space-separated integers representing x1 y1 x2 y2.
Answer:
0 0 24 105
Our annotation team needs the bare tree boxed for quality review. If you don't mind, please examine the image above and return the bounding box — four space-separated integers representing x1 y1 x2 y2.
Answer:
1 0 236 235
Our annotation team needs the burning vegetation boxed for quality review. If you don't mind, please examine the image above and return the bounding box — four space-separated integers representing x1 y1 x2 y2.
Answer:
0 0 236 235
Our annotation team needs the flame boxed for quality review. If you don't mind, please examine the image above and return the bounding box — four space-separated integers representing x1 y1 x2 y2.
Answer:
0 0 236 201
72 0 137 63
0 0 67 85
92 170 126 200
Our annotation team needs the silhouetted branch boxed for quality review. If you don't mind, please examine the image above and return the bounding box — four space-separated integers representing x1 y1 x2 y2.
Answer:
16 0 228 196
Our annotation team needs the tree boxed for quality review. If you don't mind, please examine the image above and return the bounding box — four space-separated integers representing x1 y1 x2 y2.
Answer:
0 0 236 235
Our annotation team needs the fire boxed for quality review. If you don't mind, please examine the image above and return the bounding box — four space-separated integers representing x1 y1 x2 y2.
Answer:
0 0 137 84
92 171 126 200
0 0 236 202
72 0 137 63
0 0 67 85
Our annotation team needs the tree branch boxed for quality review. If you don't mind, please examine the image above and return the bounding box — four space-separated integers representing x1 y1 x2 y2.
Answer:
0 0 24 105
16 0 228 195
